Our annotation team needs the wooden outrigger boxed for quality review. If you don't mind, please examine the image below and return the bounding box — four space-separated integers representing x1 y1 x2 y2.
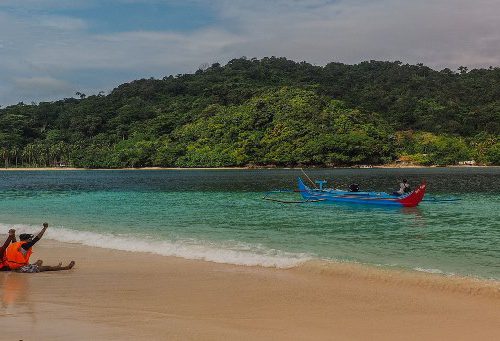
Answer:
297 178 427 207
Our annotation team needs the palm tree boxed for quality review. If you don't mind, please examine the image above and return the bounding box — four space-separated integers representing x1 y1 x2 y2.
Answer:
33 143 49 167
11 146 19 167
1 147 9 168
22 144 35 167
49 143 58 166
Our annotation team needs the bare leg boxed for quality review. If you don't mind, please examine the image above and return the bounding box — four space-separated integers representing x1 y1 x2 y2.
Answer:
38 261 75 272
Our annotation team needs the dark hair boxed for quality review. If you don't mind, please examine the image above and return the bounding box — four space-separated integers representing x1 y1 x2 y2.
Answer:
19 233 33 241
403 179 408 183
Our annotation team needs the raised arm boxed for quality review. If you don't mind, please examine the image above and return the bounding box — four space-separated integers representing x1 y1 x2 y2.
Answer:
21 223 49 250
10 229 16 243
0 229 16 255
36 223 49 240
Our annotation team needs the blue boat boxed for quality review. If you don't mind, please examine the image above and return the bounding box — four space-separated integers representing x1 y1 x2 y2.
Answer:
298 178 427 207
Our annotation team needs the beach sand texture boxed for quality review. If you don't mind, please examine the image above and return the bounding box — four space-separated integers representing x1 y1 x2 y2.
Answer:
1 239 499 340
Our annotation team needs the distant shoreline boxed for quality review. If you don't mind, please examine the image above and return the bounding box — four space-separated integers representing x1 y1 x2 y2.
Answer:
0 165 498 171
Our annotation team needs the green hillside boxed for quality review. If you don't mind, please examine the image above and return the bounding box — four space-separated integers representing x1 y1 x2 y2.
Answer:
1 57 499 168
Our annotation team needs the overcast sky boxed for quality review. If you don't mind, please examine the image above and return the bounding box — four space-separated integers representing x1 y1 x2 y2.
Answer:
1 0 499 106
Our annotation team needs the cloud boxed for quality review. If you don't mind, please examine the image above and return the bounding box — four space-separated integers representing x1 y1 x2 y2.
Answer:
0 0 93 10
38 15 87 31
9 77 73 103
208 0 500 68
0 0 499 106
14 76 71 90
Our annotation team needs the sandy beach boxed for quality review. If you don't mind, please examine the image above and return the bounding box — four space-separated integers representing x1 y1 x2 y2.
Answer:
1 239 498 340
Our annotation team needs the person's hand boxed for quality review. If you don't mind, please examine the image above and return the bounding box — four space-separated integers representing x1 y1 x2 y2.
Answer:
8 229 15 236
42 222 49 228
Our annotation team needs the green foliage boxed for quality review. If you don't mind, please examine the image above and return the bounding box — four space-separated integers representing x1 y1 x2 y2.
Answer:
394 132 477 165
0 57 498 168
485 143 500 164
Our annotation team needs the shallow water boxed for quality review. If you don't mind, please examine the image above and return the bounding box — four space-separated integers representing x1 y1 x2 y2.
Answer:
0 168 498 279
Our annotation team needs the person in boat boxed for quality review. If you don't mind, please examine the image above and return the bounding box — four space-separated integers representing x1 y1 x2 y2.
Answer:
393 179 411 196
0 223 75 273
349 183 360 192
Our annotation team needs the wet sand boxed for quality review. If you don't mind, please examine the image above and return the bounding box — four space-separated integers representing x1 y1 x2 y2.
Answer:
1 239 499 340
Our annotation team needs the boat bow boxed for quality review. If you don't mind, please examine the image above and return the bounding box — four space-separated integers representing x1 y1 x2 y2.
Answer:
396 181 426 207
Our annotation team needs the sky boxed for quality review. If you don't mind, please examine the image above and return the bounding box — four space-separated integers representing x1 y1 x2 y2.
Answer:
0 0 499 106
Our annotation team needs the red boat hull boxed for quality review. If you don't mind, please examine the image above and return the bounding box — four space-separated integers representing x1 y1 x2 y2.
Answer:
397 182 427 207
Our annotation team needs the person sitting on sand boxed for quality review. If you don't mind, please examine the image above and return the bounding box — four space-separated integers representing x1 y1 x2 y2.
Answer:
0 229 16 261
393 179 411 196
0 223 75 273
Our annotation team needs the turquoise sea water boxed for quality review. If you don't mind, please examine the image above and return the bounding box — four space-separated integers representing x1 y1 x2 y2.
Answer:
0 168 498 280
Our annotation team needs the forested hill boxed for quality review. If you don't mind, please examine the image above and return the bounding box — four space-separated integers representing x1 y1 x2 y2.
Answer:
0 57 499 168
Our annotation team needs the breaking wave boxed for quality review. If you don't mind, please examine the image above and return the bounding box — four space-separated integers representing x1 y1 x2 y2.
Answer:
0 223 312 268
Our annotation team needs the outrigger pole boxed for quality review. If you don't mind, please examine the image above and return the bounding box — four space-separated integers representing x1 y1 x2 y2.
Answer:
300 168 317 188
262 196 326 204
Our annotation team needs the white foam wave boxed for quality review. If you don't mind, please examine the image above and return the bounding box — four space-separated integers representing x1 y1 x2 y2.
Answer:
413 267 448 275
0 223 312 268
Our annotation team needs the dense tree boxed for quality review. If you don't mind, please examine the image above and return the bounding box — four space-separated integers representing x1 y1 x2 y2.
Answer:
0 58 498 168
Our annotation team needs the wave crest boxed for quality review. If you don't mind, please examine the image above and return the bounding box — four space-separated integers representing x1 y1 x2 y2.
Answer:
0 223 312 268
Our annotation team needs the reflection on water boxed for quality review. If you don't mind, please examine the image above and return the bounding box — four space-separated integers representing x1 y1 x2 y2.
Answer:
1 273 29 309
401 207 426 226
